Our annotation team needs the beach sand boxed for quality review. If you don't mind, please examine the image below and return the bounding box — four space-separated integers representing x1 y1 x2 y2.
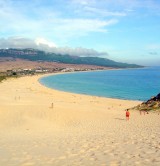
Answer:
0 74 159 166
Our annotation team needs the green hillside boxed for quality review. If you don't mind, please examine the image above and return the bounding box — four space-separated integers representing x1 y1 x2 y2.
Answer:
0 48 142 68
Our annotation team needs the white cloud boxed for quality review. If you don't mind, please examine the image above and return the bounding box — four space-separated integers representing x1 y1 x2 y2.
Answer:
0 37 108 57
3 0 159 45
84 6 126 17
71 0 96 6
0 37 36 48
49 47 108 57
51 18 118 38
0 0 119 43
71 0 160 16
147 44 160 50
35 38 57 47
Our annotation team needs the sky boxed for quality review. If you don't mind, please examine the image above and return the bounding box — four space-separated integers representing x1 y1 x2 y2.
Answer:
0 0 160 66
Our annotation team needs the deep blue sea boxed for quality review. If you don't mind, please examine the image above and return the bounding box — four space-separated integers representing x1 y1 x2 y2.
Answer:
39 66 160 101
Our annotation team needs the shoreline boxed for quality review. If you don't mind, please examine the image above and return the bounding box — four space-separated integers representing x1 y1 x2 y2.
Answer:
38 72 140 102
38 73 141 103
0 74 159 166
38 70 144 102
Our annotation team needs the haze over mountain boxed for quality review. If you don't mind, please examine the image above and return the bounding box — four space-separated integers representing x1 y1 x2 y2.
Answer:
0 37 108 58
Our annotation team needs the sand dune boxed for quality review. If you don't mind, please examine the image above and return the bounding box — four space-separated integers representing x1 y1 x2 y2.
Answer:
0 74 159 166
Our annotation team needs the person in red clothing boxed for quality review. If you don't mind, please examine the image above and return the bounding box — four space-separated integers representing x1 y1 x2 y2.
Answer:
126 109 130 121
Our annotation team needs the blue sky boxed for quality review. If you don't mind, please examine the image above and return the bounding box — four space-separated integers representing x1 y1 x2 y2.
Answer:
0 0 160 65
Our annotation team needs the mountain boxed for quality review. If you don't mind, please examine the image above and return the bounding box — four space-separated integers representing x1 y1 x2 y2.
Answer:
0 48 142 68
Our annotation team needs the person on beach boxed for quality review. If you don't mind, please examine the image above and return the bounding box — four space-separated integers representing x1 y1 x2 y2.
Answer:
126 109 130 121
140 110 148 115
51 103 54 108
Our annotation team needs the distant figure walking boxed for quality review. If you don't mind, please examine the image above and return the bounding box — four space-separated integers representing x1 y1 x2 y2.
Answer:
140 110 148 115
126 109 130 121
51 103 54 108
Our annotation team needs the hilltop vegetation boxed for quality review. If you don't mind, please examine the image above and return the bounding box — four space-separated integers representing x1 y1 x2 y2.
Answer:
130 93 160 113
0 48 142 68
0 76 6 82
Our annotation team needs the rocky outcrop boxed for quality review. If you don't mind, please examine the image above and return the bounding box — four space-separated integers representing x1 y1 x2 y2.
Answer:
130 93 160 112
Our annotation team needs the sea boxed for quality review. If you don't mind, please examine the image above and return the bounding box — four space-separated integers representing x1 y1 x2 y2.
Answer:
39 66 160 101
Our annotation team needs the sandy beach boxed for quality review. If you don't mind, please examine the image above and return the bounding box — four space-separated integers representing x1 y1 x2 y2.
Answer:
0 74 159 166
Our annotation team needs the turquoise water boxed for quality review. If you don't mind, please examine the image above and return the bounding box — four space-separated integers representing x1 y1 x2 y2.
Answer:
39 66 160 101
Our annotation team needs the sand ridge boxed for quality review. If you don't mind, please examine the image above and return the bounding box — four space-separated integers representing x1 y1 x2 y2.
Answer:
0 74 159 166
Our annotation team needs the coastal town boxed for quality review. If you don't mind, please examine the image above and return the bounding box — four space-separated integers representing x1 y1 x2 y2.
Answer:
4 66 105 76
0 57 109 82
